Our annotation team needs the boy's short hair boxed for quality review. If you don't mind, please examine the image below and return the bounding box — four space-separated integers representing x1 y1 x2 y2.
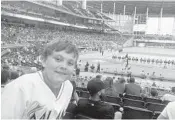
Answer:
42 41 79 60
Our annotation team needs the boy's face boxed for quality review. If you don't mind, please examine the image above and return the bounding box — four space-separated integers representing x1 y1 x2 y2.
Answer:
42 50 77 85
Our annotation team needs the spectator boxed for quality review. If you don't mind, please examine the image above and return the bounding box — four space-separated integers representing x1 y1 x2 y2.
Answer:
90 64 95 72
96 74 102 80
113 77 126 96
96 62 100 73
103 77 118 97
76 67 80 76
140 70 146 79
10 71 19 80
152 82 157 87
159 74 164 81
150 88 158 98
75 78 115 119
101 50 104 56
1 41 79 119
125 77 142 96
84 62 89 72
2 64 10 71
1 69 10 84
150 72 156 80
157 101 175 119
126 66 132 78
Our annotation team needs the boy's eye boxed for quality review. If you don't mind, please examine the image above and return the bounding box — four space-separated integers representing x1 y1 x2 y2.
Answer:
68 61 74 66
55 57 62 62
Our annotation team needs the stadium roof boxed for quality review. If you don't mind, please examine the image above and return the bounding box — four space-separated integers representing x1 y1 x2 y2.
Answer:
86 1 175 15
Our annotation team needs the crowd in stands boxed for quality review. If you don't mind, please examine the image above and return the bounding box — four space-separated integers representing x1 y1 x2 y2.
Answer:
1 22 120 45
1 21 122 73
147 43 175 49
1 22 121 69
1 1 111 30
1 1 69 24
133 35 175 49
134 34 175 41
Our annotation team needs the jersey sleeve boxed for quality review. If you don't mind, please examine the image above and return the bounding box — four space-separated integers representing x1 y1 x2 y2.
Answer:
160 103 169 119
1 81 26 119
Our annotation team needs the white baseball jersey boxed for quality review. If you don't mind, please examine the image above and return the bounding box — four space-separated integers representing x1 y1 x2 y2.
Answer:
160 101 175 119
1 71 73 119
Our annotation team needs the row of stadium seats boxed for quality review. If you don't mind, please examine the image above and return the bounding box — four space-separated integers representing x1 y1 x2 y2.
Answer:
76 88 168 113
65 97 164 119
78 90 167 105
77 87 169 103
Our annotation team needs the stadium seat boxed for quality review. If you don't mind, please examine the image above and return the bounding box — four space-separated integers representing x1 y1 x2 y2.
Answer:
122 106 153 119
124 94 143 101
66 103 77 113
104 102 121 112
144 97 162 104
123 98 145 108
63 112 75 119
76 87 88 91
103 95 122 105
75 114 93 119
76 90 81 97
79 91 90 98
146 102 166 112
152 111 161 119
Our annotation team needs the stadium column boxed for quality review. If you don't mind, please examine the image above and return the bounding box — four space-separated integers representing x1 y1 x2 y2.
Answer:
146 7 149 22
119 13 121 31
58 0 62 6
146 7 149 34
133 6 137 35
123 5 126 15
158 7 163 35
82 0 86 9
101 2 103 13
113 2 116 15
173 17 175 36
